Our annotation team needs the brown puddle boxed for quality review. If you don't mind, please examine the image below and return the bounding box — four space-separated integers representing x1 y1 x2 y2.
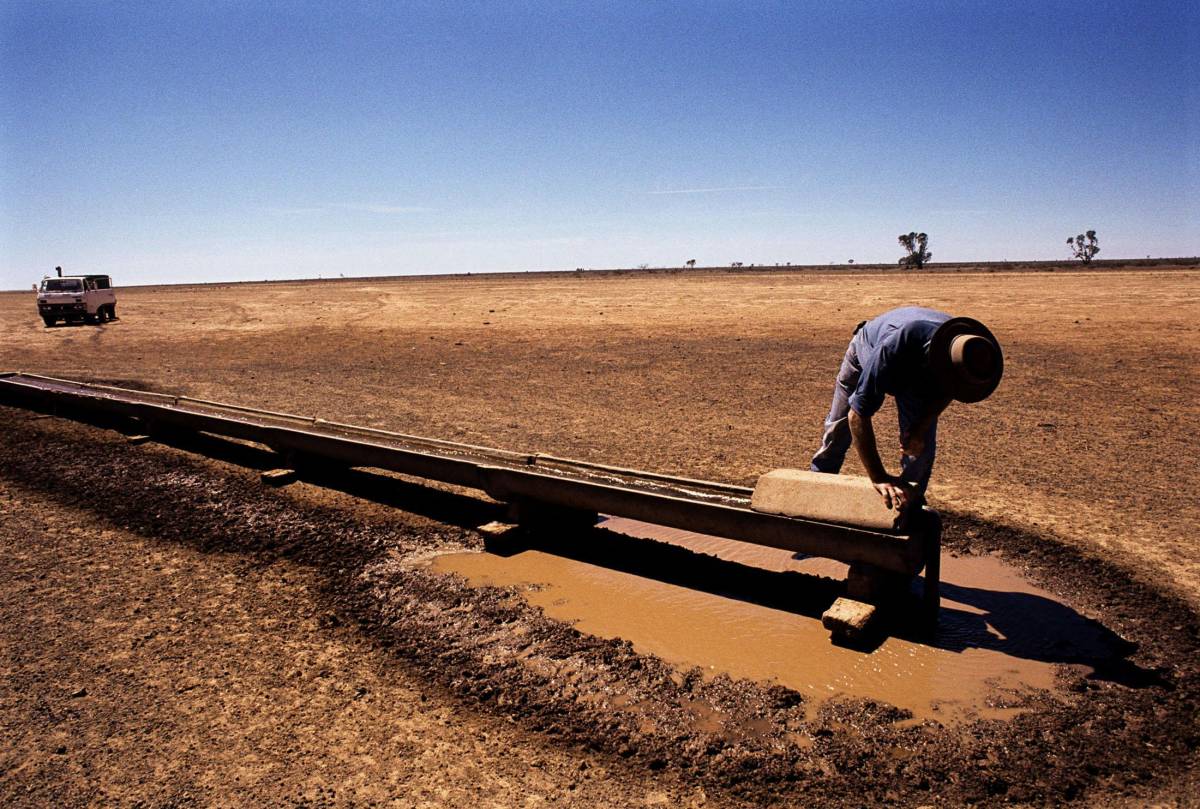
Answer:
432 518 1107 725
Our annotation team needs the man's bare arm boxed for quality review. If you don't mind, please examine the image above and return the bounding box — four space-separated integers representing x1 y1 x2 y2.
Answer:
849 409 911 510
901 396 952 458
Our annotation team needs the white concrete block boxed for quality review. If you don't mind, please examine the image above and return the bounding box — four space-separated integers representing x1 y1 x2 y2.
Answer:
750 468 905 532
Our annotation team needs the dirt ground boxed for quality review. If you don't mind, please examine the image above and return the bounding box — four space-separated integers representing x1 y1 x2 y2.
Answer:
2 265 1199 806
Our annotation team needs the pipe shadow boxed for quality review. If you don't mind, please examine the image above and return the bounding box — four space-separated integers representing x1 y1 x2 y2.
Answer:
297 465 505 530
153 429 506 531
6 408 508 533
484 523 845 620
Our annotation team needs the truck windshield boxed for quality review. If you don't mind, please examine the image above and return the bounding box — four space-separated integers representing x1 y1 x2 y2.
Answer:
41 279 82 292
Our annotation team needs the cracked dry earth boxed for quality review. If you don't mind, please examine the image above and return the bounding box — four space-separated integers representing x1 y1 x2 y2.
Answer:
1 266 1199 807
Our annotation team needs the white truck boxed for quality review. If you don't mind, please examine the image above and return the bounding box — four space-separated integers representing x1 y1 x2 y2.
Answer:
36 273 118 327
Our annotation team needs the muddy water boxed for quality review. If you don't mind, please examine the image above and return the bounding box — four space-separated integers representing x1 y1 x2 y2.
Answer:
432 519 1104 724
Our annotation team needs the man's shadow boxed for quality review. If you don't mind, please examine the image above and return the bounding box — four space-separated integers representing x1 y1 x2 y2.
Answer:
895 579 1169 688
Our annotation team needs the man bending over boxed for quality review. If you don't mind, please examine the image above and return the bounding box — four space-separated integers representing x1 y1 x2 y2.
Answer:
810 306 1003 511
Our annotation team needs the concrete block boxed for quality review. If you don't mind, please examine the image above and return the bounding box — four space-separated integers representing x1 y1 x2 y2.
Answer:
126 434 152 445
821 597 877 637
750 468 905 532
261 468 297 486
476 520 517 536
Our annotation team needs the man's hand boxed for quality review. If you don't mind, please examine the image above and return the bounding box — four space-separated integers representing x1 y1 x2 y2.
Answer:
850 409 916 511
872 477 913 511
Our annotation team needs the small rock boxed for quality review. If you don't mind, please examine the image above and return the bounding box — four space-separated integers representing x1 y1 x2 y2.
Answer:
70 687 87 698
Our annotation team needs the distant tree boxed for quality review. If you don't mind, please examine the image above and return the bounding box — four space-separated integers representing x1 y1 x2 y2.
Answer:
636 263 649 270
731 261 744 267
898 232 932 269
685 258 696 268
1067 230 1100 263
848 259 855 264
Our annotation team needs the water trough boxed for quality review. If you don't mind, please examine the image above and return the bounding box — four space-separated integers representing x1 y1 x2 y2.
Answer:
0 372 941 634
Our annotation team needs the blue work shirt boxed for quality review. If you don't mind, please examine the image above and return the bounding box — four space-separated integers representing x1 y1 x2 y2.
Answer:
847 306 950 418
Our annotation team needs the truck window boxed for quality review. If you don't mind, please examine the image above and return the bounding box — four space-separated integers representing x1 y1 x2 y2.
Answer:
41 279 83 292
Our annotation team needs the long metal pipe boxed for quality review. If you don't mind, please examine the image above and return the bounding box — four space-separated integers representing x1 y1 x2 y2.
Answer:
0 372 933 576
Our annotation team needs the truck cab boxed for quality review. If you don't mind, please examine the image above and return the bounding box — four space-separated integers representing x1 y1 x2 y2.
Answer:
37 274 118 327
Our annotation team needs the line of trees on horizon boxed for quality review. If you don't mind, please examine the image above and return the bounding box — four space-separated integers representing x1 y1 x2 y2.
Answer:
658 228 1113 271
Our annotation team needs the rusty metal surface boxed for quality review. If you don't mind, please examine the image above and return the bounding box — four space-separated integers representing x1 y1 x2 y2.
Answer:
0 372 935 576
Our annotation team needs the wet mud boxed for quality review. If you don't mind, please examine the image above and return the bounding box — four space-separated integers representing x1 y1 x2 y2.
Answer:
433 524 1075 724
2 408 1199 806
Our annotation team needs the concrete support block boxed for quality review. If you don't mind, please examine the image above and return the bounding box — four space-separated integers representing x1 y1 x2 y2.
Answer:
126 434 151 445
261 468 297 486
751 468 905 532
821 597 877 638
476 520 517 536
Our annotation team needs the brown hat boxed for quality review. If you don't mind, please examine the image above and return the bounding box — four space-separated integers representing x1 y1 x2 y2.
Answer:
929 317 1003 403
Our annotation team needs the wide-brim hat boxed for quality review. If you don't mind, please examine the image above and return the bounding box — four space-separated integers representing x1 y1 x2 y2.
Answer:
929 317 1003 403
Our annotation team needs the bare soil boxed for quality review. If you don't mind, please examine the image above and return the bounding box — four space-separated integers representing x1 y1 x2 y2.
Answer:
2 265 1198 806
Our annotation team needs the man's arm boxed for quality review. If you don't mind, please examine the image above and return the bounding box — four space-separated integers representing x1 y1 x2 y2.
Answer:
901 396 951 458
848 409 911 510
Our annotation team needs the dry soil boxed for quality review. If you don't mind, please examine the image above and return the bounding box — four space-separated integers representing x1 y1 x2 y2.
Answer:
1 265 1198 806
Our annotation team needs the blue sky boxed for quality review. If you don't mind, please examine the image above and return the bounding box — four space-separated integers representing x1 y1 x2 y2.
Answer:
2 0 1197 287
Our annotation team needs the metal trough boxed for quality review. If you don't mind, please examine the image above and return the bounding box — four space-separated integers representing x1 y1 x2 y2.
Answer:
0 372 940 621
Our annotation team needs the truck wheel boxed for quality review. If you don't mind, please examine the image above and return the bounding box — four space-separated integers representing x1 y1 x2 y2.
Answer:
42 316 55 327
84 312 97 324
108 305 118 320
98 307 109 323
